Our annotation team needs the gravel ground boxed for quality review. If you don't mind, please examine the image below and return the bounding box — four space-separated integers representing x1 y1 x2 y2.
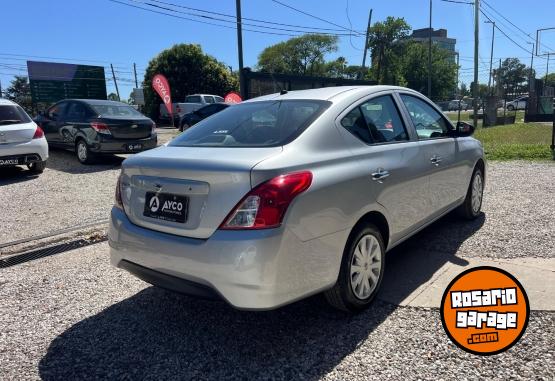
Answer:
0 242 553 380
2 158 552 259
0 128 179 246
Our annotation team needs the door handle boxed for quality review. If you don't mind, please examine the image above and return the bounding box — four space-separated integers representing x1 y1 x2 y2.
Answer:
430 155 442 166
371 168 390 182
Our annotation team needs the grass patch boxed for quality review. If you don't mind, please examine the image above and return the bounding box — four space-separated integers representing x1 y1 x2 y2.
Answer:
473 123 553 161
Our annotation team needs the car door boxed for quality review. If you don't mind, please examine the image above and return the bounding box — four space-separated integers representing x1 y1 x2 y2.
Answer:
63 101 90 146
41 102 68 146
336 93 431 242
399 93 467 215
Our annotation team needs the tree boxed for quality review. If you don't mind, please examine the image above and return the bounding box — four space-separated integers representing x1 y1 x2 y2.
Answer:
5 76 32 112
257 34 338 76
143 44 238 119
107 92 120 101
367 17 411 84
493 58 532 96
459 83 470 97
543 72 555 88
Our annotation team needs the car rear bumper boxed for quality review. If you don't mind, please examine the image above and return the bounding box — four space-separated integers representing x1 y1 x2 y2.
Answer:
109 207 346 310
0 137 49 165
92 135 157 153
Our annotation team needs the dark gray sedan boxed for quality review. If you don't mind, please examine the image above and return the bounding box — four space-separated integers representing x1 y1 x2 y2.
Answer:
36 99 157 164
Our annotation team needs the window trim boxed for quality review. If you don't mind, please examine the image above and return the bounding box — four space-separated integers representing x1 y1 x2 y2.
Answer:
397 92 456 141
336 92 413 147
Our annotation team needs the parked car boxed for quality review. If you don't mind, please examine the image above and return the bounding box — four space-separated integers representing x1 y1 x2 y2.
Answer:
448 99 469 111
179 103 230 131
110 86 485 312
0 99 48 173
506 96 528 111
36 99 157 164
159 94 225 125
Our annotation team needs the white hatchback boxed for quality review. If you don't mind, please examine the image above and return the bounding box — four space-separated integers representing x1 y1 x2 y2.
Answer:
0 99 48 173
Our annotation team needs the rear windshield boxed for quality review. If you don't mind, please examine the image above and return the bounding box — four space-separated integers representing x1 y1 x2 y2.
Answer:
90 104 145 118
169 100 330 147
0 105 32 126
185 96 202 103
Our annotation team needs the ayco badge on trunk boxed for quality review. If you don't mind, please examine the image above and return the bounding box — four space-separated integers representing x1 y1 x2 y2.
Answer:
152 74 173 120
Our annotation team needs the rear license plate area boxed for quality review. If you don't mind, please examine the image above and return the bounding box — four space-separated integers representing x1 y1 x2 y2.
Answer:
0 157 23 166
127 143 143 151
143 192 188 223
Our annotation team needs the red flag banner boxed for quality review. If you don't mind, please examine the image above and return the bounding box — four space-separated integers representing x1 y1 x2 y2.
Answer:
152 74 172 116
224 91 242 104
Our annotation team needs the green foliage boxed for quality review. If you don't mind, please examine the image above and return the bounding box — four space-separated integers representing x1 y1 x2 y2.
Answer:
5 76 32 113
107 93 120 101
401 41 457 99
543 72 555 87
257 34 338 76
493 58 532 96
143 44 238 119
367 16 411 84
473 123 552 161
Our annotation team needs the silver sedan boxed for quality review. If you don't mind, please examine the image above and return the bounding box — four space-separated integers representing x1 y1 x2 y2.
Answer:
109 86 485 312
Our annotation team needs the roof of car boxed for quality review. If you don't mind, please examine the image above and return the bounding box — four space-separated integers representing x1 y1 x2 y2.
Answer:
0 98 17 106
243 85 420 103
64 99 130 105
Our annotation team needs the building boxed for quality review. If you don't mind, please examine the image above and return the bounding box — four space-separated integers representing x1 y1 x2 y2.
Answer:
410 28 457 61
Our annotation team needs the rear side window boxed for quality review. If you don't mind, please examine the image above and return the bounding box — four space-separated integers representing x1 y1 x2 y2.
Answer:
215 96 225 103
203 96 215 104
0 105 32 125
341 95 408 144
170 100 330 147
66 102 91 121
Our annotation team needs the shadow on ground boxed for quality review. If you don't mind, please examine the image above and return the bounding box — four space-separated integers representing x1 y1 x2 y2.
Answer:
46 148 125 174
38 213 485 380
0 166 40 186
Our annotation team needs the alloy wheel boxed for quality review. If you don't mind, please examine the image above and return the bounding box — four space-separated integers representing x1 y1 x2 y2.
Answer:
471 173 483 214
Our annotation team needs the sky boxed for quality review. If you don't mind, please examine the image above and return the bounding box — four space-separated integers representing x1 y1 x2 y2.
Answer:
2 0 555 99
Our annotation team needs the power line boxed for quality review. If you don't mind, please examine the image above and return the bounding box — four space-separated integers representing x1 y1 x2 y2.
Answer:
147 0 348 32
141 0 354 36
439 0 473 5
479 9 531 55
270 0 365 36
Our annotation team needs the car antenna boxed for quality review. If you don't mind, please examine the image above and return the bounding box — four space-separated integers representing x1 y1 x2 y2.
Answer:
269 72 287 95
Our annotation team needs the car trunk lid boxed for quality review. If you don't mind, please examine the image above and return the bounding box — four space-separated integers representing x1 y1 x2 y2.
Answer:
101 118 153 139
120 146 282 239
0 121 36 144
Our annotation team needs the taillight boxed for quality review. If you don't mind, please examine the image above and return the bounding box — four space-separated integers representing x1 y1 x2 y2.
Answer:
90 122 111 135
32 126 44 139
220 171 312 230
115 174 123 208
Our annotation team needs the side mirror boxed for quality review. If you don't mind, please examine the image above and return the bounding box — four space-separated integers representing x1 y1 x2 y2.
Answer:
456 121 475 137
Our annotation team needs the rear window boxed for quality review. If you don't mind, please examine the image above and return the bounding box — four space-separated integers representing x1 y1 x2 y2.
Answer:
0 105 32 125
185 96 202 103
169 100 330 147
90 103 145 118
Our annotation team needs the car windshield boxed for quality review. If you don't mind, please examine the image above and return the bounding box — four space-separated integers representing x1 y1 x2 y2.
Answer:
90 103 145 118
0 105 32 126
170 100 330 147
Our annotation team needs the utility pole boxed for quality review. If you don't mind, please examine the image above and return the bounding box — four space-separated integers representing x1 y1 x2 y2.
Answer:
235 0 245 98
0 78 2 98
133 63 138 88
546 53 550 81
455 52 460 97
528 42 535 93
473 0 479 129
360 9 373 79
428 0 433 98
485 20 495 92
110 63 120 101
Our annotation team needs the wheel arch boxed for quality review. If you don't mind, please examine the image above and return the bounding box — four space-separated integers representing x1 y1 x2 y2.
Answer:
351 211 390 250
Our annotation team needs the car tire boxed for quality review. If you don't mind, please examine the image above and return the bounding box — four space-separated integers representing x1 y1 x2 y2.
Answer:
27 160 47 173
507 105 515 111
325 224 385 312
457 167 484 220
76 139 95 164
179 123 189 132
